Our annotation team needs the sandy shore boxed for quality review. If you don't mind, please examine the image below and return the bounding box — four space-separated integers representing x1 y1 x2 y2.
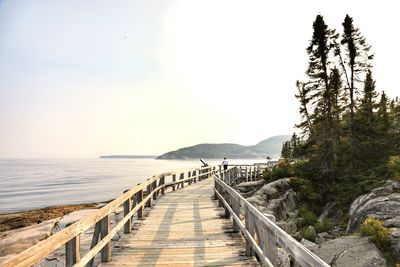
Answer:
0 203 97 233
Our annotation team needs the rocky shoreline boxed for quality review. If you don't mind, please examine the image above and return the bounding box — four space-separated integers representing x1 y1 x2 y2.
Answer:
235 178 400 266
0 203 98 233
0 203 108 265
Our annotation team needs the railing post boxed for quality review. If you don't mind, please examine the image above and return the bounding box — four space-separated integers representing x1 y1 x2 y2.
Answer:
152 180 157 200
224 191 230 218
180 173 184 188
66 234 80 267
194 170 197 183
172 174 176 191
146 183 152 207
87 222 101 267
245 167 249 182
213 178 217 200
245 207 255 256
137 189 143 219
218 185 223 207
264 214 278 265
100 216 111 262
232 196 240 233
161 175 166 195
123 190 132 234
188 171 191 185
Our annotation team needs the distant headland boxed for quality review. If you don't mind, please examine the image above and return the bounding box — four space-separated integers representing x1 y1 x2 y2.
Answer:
99 155 157 159
156 135 290 159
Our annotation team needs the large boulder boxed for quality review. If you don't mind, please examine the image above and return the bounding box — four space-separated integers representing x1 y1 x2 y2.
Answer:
346 180 400 261
247 178 298 233
301 236 386 266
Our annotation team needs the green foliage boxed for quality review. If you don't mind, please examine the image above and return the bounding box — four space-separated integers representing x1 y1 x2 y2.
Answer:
360 217 391 249
314 219 333 233
290 178 320 203
262 160 295 183
298 207 318 228
327 171 386 212
300 226 316 242
388 156 400 181
298 207 333 241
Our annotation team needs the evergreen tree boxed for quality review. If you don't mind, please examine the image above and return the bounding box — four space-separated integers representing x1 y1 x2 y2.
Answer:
295 81 314 136
305 15 338 183
377 91 390 135
356 70 379 166
375 91 391 160
337 14 374 168
281 141 291 159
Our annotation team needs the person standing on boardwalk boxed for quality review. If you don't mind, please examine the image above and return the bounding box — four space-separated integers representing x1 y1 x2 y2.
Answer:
222 157 228 170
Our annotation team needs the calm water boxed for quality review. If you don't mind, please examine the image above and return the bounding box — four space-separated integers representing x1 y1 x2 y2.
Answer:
0 158 264 214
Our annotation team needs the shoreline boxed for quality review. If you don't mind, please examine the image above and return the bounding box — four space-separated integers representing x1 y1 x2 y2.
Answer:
0 203 98 233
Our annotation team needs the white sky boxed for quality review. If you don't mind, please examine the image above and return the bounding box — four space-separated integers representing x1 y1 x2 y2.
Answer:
0 0 399 158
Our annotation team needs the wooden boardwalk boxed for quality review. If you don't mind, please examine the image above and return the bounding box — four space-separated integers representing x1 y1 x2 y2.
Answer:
99 178 260 266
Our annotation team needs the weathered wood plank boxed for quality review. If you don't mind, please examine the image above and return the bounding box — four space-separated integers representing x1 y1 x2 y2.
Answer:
99 178 259 267
65 235 80 267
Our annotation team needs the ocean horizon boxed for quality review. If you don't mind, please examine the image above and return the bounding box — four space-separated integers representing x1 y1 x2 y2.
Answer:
0 157 269 214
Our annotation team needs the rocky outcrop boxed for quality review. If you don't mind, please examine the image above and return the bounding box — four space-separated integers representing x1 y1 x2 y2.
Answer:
234 180 265 197
246 178 298 233
0 219 59 264
234 180 265 193
346 180 400 261
0 208 116 266
301 236 386 266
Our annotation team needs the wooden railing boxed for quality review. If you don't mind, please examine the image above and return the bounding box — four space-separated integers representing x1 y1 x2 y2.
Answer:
2 165 217 267
220 164 267 185
214 167 330 267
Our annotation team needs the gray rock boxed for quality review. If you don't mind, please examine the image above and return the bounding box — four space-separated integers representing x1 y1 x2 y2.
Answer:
347 180 400 233
346 180 400 262
247 178 297 221
318 202 343 224
300 238 318 251
57 209 97 229
0 219 58 260
315 232 333 244
303 236 386 267
234 179 265 193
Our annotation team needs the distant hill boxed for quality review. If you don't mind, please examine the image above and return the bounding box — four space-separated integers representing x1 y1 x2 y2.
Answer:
100 155 156 159
156 135 290 159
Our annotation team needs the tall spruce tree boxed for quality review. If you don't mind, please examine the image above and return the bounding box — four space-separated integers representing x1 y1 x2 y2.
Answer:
376 91 391 160
338 14 374 168
356 70 379 166
305 15 338 183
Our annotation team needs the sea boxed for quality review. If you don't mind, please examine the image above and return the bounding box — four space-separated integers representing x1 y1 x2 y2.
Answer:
0 158 267 214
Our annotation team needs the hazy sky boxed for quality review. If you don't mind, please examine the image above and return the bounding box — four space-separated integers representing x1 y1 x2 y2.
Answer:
0 1 399 158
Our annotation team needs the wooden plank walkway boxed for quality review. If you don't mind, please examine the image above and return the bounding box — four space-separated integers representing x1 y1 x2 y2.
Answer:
99 178 260 266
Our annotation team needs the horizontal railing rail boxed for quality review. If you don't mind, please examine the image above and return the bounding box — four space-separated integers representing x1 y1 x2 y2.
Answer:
2 165 218 267
214 167 330 267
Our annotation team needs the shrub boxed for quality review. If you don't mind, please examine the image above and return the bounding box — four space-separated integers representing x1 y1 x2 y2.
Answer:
360 216 391 249
300 226 316 241
298 207 318 228
290 178 320 202
262 160 295 183
388 155 400 181
314 219 333 233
